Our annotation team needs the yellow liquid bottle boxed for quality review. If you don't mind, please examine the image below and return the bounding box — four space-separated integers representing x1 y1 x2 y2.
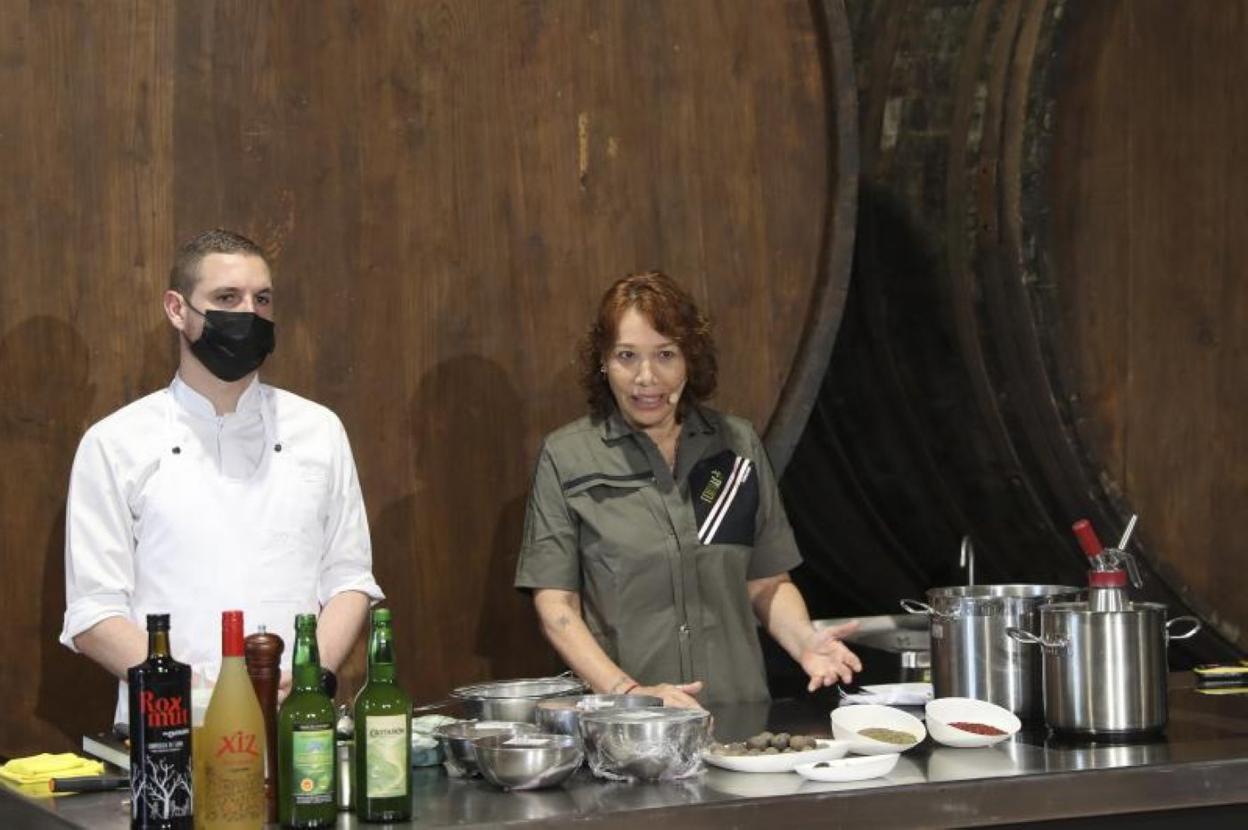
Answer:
197 610 266 830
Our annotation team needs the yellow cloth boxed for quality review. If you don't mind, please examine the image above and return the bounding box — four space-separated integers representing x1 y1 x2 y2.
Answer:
0 753 104 786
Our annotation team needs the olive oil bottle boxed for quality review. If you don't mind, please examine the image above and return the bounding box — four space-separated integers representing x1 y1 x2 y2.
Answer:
352 608 411 822
277 614 335 828
198 610 266 829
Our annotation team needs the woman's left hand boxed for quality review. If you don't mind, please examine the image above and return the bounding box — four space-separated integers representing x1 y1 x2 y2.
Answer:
798 622 863 692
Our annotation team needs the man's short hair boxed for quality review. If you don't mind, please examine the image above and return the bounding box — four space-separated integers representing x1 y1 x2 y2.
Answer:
169 229 268 297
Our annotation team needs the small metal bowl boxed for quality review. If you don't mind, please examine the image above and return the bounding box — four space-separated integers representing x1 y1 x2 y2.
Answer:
433 720 539 777
472 732 583 791
580 707 710 781
450 677 588 723
535 694 664 740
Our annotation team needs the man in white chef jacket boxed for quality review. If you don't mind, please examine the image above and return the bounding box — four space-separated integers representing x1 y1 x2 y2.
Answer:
59 228 384 724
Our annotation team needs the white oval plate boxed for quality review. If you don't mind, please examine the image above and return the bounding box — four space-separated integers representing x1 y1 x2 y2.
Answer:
925 697 1021 748
794 752 901 782
703 739 852 773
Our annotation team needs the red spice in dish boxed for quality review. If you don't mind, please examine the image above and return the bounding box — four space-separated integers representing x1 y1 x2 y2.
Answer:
949 721 1006 736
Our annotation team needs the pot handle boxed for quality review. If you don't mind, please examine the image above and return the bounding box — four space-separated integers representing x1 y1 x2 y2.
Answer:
1165 615 1202 643
899 598 933 616
899 598 960 620
1006 626 1068 653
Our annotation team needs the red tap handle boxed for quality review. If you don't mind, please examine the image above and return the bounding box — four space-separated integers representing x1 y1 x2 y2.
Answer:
1073 519 1104 558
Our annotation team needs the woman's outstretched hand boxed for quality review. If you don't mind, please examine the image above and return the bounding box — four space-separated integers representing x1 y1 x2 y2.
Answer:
799 622 863 692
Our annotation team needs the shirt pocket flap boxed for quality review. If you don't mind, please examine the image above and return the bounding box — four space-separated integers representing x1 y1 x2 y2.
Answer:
561 472 653 498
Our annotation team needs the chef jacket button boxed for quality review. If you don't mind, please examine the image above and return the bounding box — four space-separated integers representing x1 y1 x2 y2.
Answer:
274 443 282 452
679 624 690 635
171 446 180 455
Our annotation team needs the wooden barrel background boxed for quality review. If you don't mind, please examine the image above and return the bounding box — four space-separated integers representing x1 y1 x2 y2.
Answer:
782 0 1243 663
0 1 856 755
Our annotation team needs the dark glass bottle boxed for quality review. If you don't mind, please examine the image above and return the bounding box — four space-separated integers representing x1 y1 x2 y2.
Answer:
128 613 193 829
352 608 411 822
277 614 336 828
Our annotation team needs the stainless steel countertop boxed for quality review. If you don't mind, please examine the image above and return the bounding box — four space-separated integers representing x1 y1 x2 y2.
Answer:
11 674 1248 829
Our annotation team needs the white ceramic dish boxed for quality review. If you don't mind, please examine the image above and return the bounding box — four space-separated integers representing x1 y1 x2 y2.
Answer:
831 704 926 754
925 697 1021 748
794 752 901 782
703 739 852 773
841 682 933 706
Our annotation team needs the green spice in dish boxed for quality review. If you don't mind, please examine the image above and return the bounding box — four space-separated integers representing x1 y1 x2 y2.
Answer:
858 727 917 745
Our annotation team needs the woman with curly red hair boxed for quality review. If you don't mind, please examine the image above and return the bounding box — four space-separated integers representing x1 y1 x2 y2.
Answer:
515 271 860 707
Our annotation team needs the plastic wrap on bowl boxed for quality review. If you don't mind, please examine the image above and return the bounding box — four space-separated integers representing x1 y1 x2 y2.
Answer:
412 714 461 767
579 707 710 782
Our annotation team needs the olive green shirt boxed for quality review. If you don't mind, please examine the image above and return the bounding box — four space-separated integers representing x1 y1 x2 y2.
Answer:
514 406 802 704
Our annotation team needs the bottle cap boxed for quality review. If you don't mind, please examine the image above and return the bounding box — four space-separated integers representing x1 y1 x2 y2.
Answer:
221 609 245 657
295 613 317 631
372 607 392 623
146 613 171 632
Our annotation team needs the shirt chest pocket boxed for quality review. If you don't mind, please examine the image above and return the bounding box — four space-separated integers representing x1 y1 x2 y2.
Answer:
564 474 668 576
689 451 759 547
261 460 331 593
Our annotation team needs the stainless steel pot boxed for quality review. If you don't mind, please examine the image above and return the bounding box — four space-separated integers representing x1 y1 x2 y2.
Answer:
449 676 588 723
901 584 1081 720
1008 602 1200 736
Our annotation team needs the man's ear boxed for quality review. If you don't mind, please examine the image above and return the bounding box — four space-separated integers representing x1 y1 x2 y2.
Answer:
163 289 189 331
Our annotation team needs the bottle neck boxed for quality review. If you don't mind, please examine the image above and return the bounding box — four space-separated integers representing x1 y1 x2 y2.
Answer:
367 624 397 684
291 631 323 691
148 629 171 659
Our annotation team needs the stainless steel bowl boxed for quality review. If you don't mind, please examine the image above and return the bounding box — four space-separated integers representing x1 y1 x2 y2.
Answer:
450 677 588 723
535 694 664 740
472 732 583 791
432 720 539 777
579 707 710 781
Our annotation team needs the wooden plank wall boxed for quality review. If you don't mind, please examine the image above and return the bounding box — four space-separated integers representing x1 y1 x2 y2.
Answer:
0 1 831 755
1049 0 1248 648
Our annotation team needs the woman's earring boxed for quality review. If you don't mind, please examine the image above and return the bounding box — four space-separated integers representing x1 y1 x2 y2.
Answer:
599 365 607 375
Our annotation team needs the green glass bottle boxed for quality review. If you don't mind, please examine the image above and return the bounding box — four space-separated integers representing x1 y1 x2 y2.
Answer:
277 614 336 828
353 608 411 822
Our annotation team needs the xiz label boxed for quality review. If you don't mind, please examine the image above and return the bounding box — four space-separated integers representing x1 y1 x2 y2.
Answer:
365 715 407 798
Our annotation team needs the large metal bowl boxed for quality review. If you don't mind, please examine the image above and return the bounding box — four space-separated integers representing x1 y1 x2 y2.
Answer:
432 720 538 777
450 677 588 723
472 732 583 791
535 694 664 741
579 707 710 781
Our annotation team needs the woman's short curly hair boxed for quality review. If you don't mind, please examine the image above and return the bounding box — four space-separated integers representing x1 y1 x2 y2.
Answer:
578 271 717 421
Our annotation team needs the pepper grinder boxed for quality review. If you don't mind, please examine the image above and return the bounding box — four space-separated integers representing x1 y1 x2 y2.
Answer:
244 625 284 825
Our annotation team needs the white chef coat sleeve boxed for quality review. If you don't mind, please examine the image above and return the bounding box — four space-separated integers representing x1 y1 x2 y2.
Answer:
60 427 136 651
317 415 385 605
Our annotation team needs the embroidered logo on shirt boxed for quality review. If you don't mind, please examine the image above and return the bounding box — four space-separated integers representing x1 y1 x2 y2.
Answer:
689 450 758 546
699 469 725 504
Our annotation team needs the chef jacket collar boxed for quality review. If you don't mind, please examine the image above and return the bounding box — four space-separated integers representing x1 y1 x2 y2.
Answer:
170 373 264 420
599 402 717 444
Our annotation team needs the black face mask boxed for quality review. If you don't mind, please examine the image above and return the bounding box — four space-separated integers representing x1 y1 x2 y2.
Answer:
183 301 276 382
